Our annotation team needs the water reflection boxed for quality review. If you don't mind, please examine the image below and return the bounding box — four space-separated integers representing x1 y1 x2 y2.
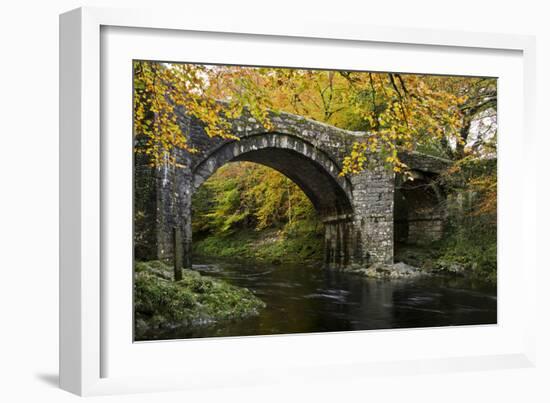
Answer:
146 258 497 340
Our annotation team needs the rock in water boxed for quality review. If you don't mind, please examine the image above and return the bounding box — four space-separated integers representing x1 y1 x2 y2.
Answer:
357 262 426 279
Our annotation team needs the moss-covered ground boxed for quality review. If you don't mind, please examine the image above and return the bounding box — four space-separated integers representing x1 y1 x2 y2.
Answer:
134 260 266 339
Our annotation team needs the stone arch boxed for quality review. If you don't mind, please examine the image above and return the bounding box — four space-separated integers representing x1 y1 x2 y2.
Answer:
191 133 354 219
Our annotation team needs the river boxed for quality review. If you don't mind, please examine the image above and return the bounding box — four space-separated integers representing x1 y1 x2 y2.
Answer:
148 258 497 340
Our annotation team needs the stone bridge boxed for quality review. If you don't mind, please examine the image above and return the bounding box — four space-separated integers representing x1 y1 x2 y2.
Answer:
134 108 451 269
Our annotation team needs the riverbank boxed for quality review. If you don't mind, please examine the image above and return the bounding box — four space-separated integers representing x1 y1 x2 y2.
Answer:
346 242 496 282
134 261 266 340
394 240 496 284
194 231 495 284
193 224 324 265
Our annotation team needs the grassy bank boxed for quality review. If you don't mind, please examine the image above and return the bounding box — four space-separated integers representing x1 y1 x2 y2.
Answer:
395 228 497 284
134 261 266 339
193 222 324 265
435 226 496 283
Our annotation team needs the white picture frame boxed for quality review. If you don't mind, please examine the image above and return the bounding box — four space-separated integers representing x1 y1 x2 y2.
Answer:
59 6 537 396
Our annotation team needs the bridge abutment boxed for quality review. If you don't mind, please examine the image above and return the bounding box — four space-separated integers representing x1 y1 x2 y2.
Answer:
350 166 395 266
322 166 394 268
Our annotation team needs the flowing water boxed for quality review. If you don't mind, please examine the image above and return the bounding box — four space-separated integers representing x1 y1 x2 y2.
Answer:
148 258 497 340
